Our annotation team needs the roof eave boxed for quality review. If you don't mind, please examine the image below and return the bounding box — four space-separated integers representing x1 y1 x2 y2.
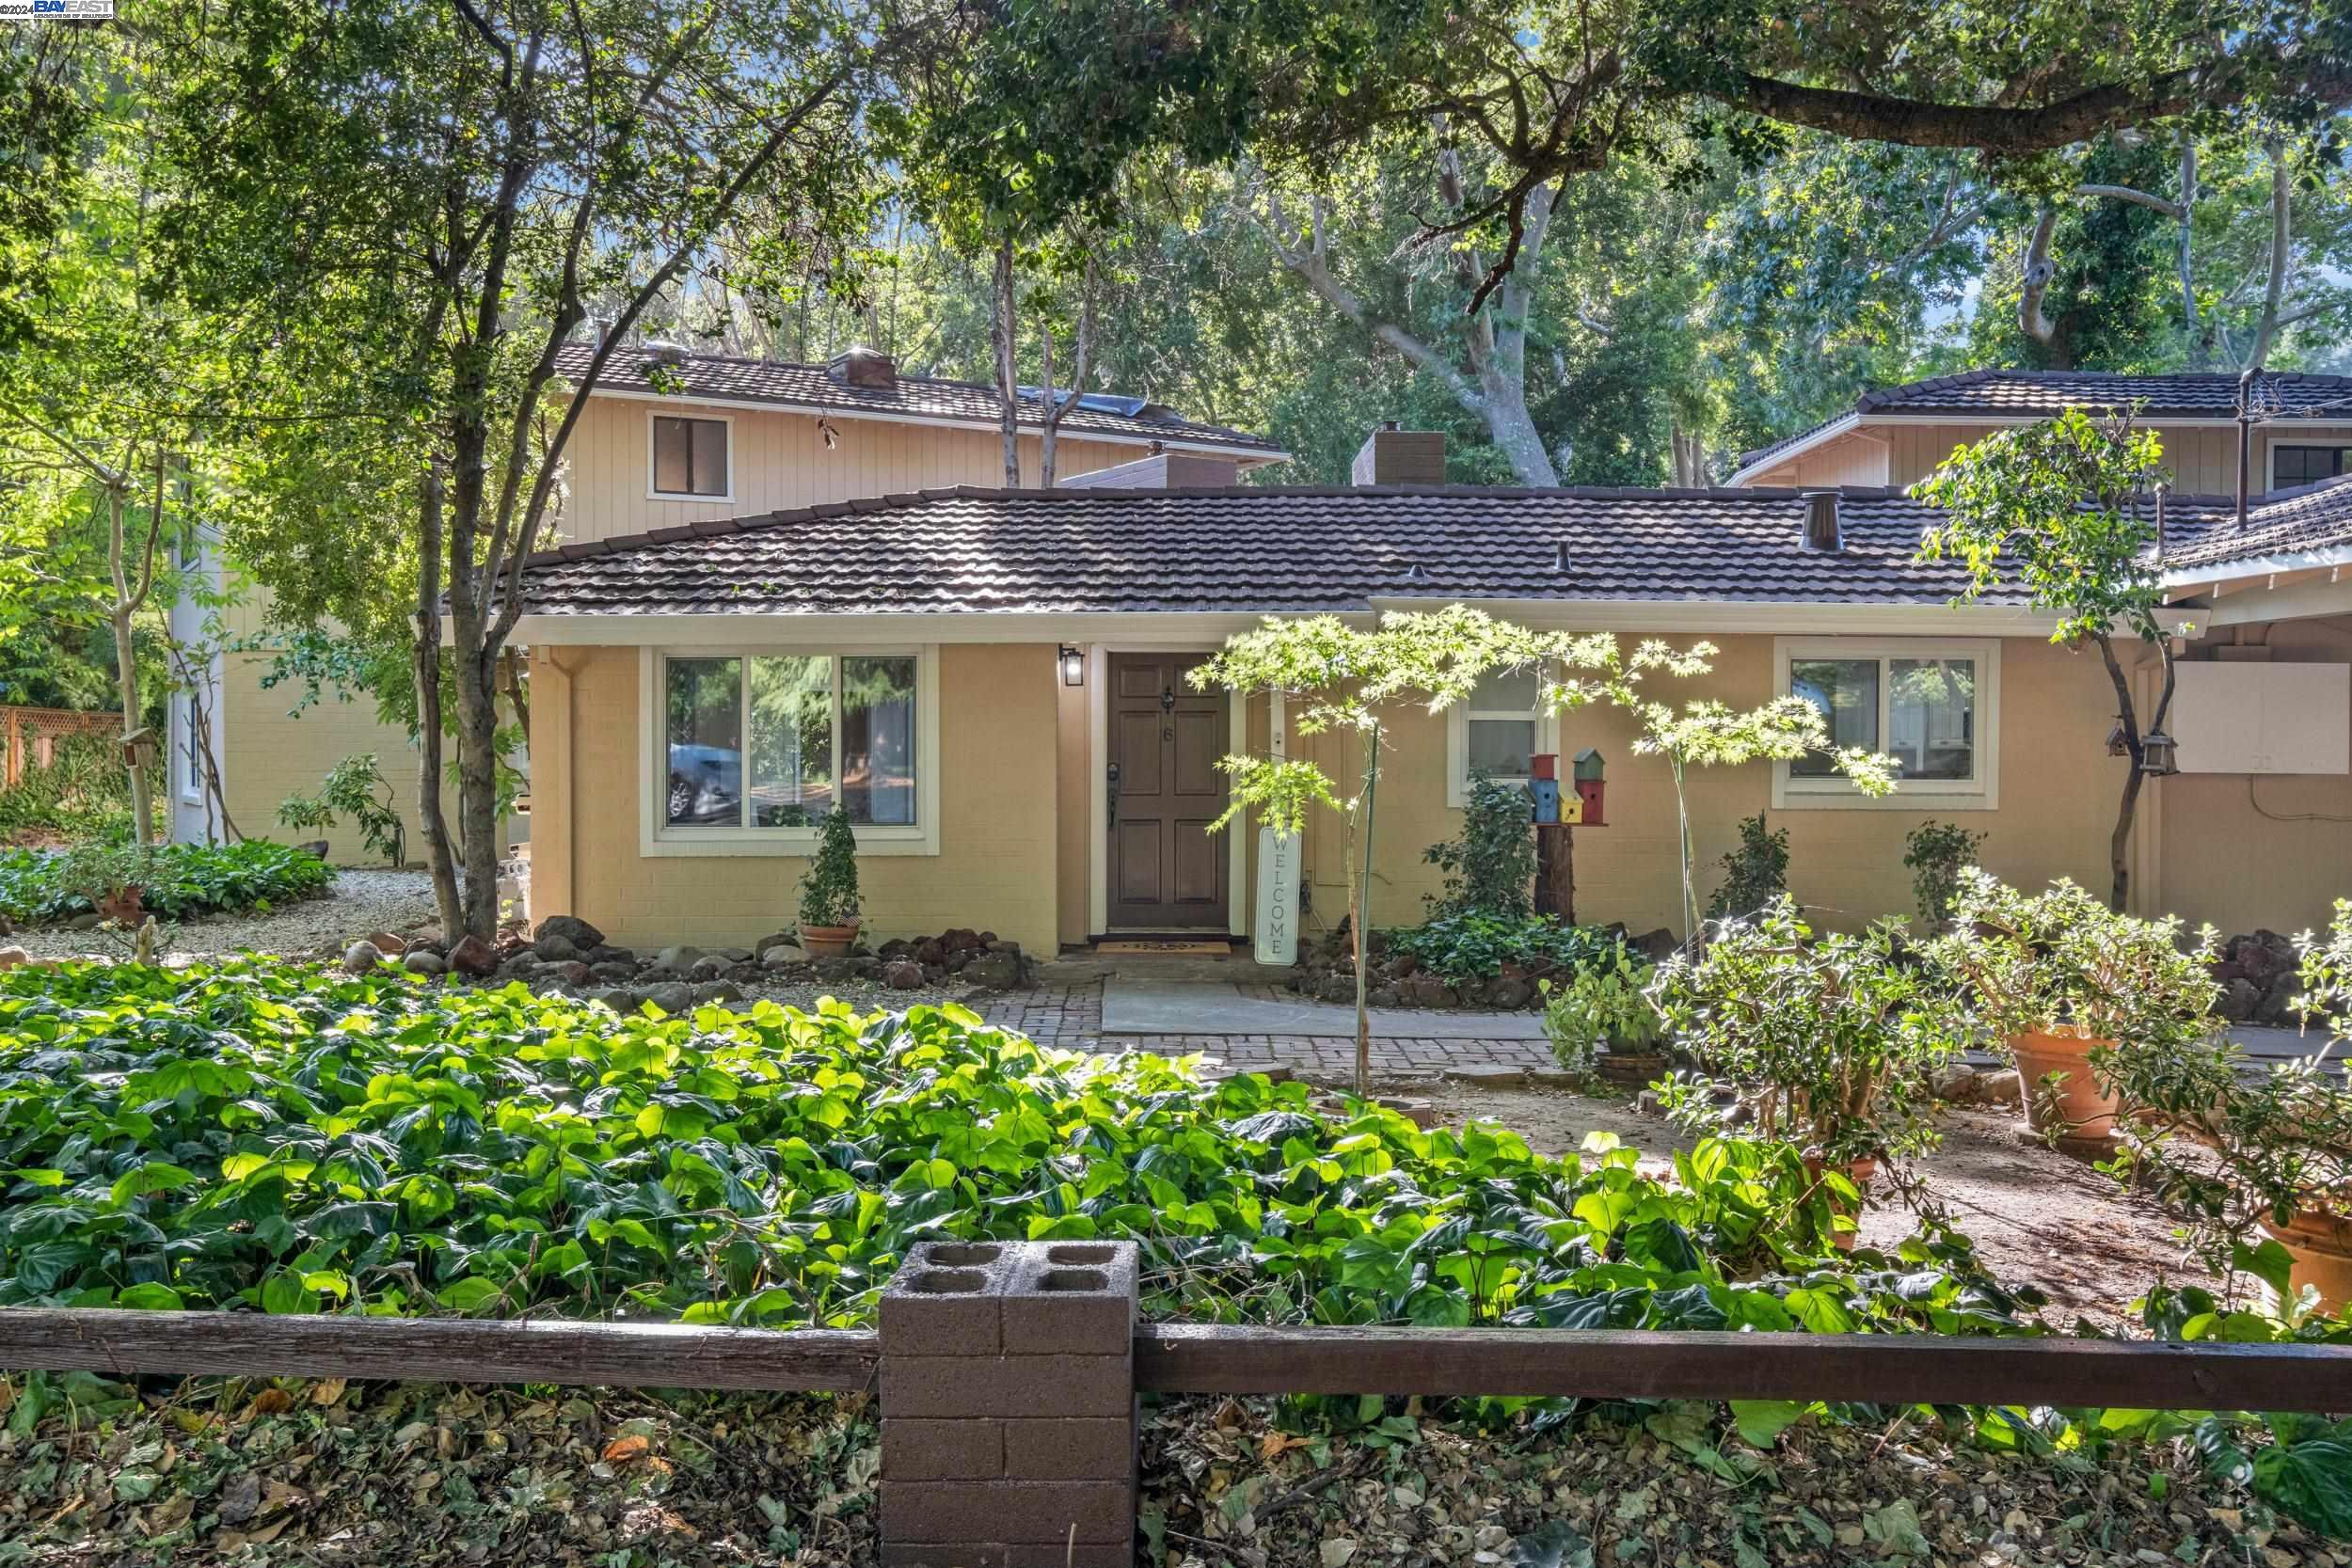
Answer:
567 379 1287 463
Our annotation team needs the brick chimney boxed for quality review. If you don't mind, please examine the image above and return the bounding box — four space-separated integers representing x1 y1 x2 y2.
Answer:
1351 422 1447 486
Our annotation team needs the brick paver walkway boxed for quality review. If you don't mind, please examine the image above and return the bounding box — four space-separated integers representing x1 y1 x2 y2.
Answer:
979 979 1557 1084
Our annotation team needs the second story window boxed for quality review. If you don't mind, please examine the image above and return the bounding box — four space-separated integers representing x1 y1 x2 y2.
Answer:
2274 444 2352 487
651 415 729 499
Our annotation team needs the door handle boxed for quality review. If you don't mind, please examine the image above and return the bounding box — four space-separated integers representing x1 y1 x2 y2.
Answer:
1106 762 1120 829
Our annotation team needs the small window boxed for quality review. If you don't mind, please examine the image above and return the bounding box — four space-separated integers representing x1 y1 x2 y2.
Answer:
660 651 920 832
1448 666 1549 804
1776 639 1998 809
2273 445 2352 487
651 416 729 499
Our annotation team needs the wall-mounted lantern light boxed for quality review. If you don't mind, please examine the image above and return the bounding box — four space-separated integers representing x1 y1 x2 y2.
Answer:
2140 731 2180 776
1058 645 1085 688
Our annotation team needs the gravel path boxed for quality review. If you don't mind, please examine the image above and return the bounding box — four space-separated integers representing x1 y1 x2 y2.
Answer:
8 870 439 964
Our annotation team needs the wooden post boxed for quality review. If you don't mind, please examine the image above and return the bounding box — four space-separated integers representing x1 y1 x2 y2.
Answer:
1534 824 1573 924
6 709 18 789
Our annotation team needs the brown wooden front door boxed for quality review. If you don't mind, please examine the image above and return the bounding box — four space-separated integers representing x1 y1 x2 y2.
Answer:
1108 653 1230 929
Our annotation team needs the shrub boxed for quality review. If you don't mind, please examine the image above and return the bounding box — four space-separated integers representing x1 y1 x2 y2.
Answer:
0 839 331 925
1927 872 2220 1055
1706 812 1788 921
1537 940 1661 1073
1386 911 1616 986
278 752 407 866
1422 768 1535 919
1903 820 1988 927
796 804 861 927
1652 897 1978 1166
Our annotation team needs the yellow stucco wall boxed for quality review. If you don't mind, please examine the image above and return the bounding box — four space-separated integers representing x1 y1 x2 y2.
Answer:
2152 620 2352 939
1280 632 2128 942
532 642 1061 954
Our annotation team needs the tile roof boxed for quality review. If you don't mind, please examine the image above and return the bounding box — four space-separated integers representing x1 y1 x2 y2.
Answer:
514 484 2233 619
2164 475 2352 572
553 341 1281 456
1737 368 2352 471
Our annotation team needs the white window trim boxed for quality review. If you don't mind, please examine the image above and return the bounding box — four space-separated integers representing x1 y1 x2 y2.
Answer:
1444 689 1560 809
645 410 736 503
1771 637 2001 812
637 644 940 857
173 695 200 804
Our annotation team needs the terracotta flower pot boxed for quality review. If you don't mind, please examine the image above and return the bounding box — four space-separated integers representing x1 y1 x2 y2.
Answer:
95 887 144 925
2009 1027 2122 1149
1597 1045 1665 1087
796 921 860 960
2255 1209 2352 1316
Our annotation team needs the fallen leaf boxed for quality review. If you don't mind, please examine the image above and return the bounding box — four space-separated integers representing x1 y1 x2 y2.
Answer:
245 1388 292 1418
603 1433 652 1464
310 1377 348 1405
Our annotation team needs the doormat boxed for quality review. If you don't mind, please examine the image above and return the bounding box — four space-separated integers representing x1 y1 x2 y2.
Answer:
1096 939 1232 956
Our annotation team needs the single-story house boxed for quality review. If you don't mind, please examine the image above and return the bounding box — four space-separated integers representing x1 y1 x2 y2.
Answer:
505 427 2352 956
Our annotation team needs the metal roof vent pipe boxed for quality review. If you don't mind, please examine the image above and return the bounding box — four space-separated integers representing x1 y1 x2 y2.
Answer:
1802 490 1843 552
1552 541 1571 573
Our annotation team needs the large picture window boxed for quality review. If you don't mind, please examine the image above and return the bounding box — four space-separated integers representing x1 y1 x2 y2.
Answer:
644 647 935 854
1774 639 1999 809
650 415 730 499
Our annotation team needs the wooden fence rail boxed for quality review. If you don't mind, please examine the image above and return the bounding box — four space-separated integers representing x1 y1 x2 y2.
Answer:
0 1310 2345 1414
0 1309 879 1393
1135 1323 2352 1414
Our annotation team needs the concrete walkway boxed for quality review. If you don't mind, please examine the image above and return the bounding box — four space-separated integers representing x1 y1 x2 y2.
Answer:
1099 976 1546 1040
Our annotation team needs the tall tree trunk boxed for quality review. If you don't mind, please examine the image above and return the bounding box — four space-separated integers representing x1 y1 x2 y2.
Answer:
1352 724 1382 1101
2176 137 2199 341
1036 254 1097 488
992 236 1020 486
105 485 154 848
455 643 503 936
2093 632 2176 911
412 467 463 933
2249 138 2291 368
2020 205 2060 348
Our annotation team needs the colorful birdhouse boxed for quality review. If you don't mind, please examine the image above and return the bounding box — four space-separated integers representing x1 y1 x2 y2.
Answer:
1572 747 1606 826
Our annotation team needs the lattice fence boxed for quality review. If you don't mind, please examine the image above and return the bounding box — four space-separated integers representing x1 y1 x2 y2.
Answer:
2 706 123 789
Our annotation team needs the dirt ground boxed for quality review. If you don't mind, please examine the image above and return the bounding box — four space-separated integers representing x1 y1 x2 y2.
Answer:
1403 1081 2225 1331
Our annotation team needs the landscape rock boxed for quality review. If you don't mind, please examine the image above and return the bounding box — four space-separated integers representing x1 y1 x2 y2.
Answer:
688 955 730 980
363 930 408 956
1400 975 1455 1008
644 981 695 1014
446 933 499 977
402 950 446 976
2220 977 2264 1022
0 946 30 970
761 943 810 969
535 959 591 987
590 987 643 1013
533 914 605 950
882 958 926 989
341 940 385 974
532 932 584 963
68 912 102 931
1485 976 1533 1009
589 959 638 983
961 949 1023 990
692 980 745 1006
653 944 704 973
753 931 799 958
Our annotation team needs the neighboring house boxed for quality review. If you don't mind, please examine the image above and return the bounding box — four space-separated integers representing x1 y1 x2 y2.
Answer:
1730 369 2352 493
504 425 2352 958
167 343 1283 863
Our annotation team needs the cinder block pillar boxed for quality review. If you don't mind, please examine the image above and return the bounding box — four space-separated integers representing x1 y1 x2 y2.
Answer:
879 1240 1138 1568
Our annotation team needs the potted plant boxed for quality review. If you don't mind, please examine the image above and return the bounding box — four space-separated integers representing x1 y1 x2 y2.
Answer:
1538 940 1664 1085
795 805 862 958
1929 872 2221 1150
1650 898 1974 1245
2125 905 2352 1312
